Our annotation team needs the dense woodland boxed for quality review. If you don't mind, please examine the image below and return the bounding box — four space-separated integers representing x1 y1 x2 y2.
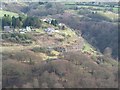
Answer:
2 51 118 88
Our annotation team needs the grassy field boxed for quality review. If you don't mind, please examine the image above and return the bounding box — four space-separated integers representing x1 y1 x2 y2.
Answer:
65 10 79 14
82 43 92 52
82 42 97 56
35 28 45 34
97 11 118 21
59 29 76 37
113 7 118 12
0 10 18 18
77 5 105 10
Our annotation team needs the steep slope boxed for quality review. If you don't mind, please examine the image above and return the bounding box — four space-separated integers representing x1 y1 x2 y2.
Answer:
52 12 118 59
2 20 118 88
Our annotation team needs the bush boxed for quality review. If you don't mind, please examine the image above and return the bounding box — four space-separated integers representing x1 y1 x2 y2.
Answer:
2 33 33 44
32 47 50 53
31 47 60 56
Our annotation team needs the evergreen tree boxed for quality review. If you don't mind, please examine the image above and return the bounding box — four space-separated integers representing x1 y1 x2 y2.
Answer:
23 16 41 28
51 20 58 26
6 15 12 26
15 18 21 28
12 16 16 28
2 14 12 29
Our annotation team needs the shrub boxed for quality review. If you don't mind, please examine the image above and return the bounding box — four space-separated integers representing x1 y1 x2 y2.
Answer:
2 33 33 44
32 47 51 54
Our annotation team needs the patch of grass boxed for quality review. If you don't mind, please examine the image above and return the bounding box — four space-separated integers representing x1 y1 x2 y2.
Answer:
82 43 92 51
77 5 105 10
82 43 97 56
59 29 76 37
113 7 118 12
97 11 118 21
0 10 18 18
35 28 45 33
50 50 60 56
65 10 78 14
47 56 58 60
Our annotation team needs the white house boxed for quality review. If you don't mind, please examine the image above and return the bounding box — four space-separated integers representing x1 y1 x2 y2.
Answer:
19 29 26 33
44 28 55 34
42 18 53 24
26 26 31 32
19 26 32 33
4 26 11 32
